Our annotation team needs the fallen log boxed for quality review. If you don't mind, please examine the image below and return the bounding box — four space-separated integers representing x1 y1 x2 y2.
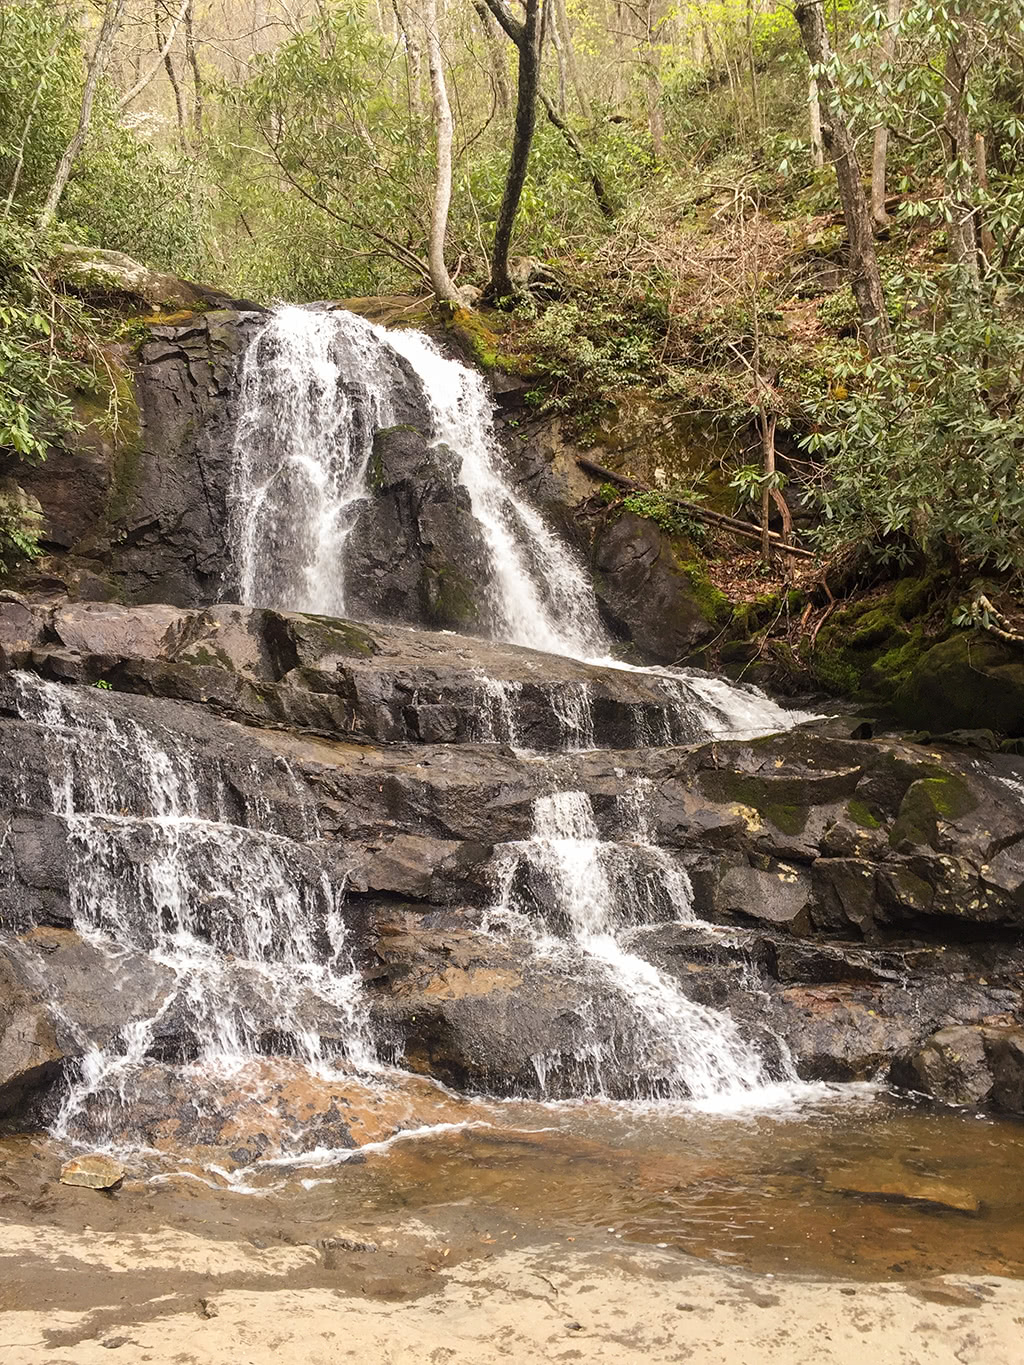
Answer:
576 457 816 560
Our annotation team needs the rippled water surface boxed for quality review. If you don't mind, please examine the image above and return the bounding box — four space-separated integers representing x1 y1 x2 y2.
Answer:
5 1083 1023 1283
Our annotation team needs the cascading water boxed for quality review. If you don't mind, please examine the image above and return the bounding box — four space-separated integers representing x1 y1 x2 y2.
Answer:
229 305 606 656
5 673 372 1148
217 302 816 1111
382 327 608 659
229 306 404 615
228 305 811 744
490 789 787 1102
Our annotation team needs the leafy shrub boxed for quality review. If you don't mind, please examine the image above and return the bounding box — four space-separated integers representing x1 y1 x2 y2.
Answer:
622 490 706 543
801 295 1024 580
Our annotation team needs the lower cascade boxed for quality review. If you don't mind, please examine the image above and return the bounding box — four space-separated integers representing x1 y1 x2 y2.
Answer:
491 789 785 1101
4 673 373 1150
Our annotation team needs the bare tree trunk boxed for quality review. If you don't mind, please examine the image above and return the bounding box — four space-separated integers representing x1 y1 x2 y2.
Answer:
554 0 590 120
760 411 777 562
974 131 996 265
549 1 568 114
422 0 461 304
745 0 761 135
481 0 543 302
38 0 129 230
809 78 824 169
644 0 665 159
539 89 614 217
155 0 188 150
119 0 190 109
473 1 512 115
393 0 424 120
185 1 203 143
943 22 980 302
870 0 899 227
795 1 892 354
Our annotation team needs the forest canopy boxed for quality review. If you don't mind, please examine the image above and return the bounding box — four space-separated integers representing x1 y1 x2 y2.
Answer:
1 0 1023 585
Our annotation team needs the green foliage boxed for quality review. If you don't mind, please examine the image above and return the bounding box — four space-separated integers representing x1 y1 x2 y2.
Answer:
63 129 207 277
621 490 707 544
801 285 1024 580
0 2 80 208
520 298 660 406
0 218 92 464
0 486 42 571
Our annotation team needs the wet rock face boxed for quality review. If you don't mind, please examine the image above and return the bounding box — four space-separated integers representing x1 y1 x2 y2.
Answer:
891 1025 1024 1112
0 598 1022 1120
0 598 711 751
589 511 724 663
16 311 477 625
17 310 265 606
342 426 495 632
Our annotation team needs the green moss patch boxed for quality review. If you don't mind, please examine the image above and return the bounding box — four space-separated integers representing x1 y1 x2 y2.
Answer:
846 798 882 830
890 771 978 848
295 615 379 657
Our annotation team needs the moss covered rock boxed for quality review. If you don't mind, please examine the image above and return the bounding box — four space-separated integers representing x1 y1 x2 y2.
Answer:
895 634 1024 738
56 246 205 314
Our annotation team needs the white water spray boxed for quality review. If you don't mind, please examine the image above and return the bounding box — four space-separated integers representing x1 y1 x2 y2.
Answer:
229 306 402 615
8 673 372 1146
493 789 786 1101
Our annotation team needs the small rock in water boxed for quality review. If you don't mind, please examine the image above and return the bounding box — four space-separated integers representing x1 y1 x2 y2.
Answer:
823 1161 980 1214
60 1154 125 1190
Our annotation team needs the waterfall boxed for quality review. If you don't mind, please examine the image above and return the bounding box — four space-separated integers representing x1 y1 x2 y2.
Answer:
381 327 608 658
229 305 607 656
6 674 372 1147
490 789 786 1102
5 301 817 1143
229 306 403 616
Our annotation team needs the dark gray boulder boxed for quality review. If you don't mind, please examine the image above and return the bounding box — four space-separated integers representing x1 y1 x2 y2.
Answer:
343 426 495 631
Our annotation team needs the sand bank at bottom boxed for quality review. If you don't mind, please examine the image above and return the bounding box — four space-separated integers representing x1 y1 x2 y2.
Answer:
2 1217 1022 1365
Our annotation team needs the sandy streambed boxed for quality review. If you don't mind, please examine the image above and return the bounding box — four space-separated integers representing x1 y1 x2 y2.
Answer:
2 1214 1024 1365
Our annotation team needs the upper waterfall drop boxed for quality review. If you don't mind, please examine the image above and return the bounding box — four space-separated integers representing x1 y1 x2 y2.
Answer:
229 305 608 658
229 306 404 617
380 327 608 659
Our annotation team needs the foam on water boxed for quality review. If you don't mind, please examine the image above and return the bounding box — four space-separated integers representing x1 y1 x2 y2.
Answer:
491 789 794 1103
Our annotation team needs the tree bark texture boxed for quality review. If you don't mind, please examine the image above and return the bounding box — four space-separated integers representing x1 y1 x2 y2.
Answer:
422 0 461 304
185 2 203 143
393 0 424 120
38 0 129 229
554 0 590 120
943 22 980 301
795 1 892 355
809 78 824 169
481 0 543 301
870 0 900 227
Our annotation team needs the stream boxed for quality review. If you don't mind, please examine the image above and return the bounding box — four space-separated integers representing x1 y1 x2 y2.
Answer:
2 303 1023 1292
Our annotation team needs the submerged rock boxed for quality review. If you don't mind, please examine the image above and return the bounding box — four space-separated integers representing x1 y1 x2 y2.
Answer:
60 1153 125 1190
823 1160 981 1214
